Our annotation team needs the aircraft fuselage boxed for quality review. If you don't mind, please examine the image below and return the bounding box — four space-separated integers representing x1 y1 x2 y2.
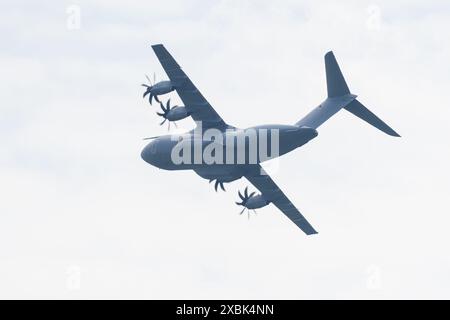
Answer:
141 124 318 181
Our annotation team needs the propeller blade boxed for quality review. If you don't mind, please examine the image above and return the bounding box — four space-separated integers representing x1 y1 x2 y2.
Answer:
214 180 219 192
244 187 248 198
166 99 171 111
145 74 152 85
154 95 161 103
173 121 178 128
249 192 256 198
239 208 246 215
235 201 243 206
159 119 167 126
159 101 167 112
156 112 165 117
142 136 162 140
153 72 156 85
219 182 225 192
143 88 150 98
168 121 171 131
149 93 154 105
238 191 244 201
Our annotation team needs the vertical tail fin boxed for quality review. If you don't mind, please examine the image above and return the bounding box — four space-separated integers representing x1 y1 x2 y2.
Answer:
325 51 350 98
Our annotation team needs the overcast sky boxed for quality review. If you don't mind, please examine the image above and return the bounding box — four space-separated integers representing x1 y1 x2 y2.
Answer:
1 0 450 299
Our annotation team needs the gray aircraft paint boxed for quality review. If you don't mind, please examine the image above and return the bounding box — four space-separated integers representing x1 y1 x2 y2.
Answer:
141 45 400 235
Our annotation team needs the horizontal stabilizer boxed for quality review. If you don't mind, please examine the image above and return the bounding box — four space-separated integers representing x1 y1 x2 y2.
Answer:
344 99 400 137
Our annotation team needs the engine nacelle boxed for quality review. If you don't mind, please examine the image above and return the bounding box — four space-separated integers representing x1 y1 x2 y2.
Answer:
166 106 190 121
245 194 270 209
151 80 175 95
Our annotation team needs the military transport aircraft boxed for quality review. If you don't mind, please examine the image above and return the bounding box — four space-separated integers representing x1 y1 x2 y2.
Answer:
141 44 400 235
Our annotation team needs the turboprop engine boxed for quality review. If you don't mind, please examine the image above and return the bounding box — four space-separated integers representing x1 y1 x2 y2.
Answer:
157 99 190 130
142 74 175 104
235 187 270 217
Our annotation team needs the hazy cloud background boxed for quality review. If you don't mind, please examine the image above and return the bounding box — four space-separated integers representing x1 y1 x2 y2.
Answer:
1 0 450 299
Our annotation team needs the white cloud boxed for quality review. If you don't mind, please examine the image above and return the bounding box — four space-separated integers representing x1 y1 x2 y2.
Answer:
1 0 450 299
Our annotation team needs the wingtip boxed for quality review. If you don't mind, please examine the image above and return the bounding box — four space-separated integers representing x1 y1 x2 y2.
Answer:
387 130 401 137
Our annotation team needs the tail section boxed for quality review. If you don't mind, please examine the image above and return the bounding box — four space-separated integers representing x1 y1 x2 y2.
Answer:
296 51 400 137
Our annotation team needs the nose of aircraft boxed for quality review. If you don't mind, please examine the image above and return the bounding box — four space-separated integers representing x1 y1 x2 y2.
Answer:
141 140 158 166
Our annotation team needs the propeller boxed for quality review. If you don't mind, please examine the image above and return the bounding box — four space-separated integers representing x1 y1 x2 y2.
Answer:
235 187 257 219
209 179 226 192
142 135 162 140
141 73 160 105
156 99 178 131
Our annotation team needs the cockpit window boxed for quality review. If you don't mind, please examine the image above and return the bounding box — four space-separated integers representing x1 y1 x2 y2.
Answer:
150 141 157 154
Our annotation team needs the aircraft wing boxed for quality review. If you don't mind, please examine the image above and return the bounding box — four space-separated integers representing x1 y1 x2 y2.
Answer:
245 165 318 235
151 44 228 130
